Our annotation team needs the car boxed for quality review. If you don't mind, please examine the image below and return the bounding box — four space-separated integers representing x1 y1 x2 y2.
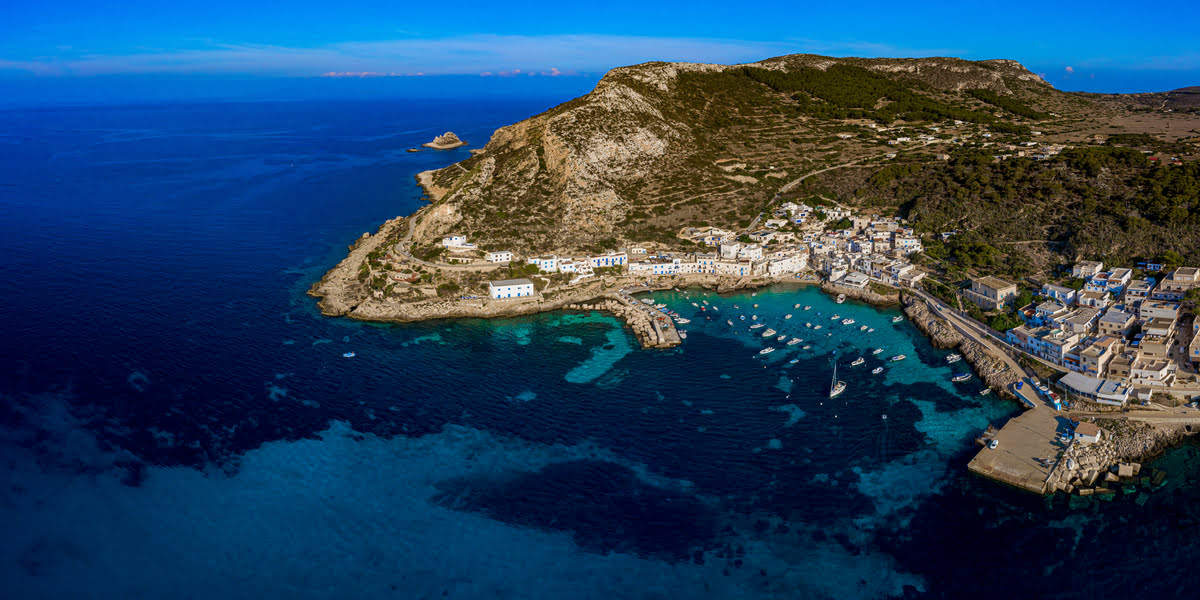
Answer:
988 439 999 450
1015 381 1024 390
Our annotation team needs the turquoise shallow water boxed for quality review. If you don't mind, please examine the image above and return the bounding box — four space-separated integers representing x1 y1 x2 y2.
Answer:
4 99 1200 599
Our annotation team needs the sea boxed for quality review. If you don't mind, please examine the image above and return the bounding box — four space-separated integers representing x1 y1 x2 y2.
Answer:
3 98 1200 599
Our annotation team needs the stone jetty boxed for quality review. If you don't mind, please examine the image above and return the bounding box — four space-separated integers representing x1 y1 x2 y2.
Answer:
565 295 681 349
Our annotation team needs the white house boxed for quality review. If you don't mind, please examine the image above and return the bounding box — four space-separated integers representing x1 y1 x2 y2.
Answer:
1074 422 1103 444
488 278 534 300
1072 261 1104 278
485 251 513 263
587 252 628 268
1041 284 1076 305
442 234 468 247
527 255 559 273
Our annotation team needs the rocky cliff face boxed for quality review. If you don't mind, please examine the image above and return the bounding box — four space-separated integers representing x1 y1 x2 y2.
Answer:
413 54 1061 254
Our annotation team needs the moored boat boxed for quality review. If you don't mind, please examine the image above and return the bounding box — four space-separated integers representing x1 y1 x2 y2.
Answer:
851 357 865 366
952 373 972 382
945 353 962 363
872 366 884 374
829 359 847 398
872 348 884 354
785 314 792 319
836 294 846 304
787 338 802 345
750 323 765 329
892 315 904 323
342 351 356 358
762 328 777 337
759 347 775 355
890 354 906 362
842 318 855 325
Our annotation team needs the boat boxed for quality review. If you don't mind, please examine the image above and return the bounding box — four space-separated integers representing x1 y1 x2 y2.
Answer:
342 351 356 358
867 328 875 333
851 357 865 366
679 331 688 339
802 345 811 349
702 300 709 305
890 354 906 362
675 318 691 324
787 338 802 346
980 389 992 396
872 348 884 355
945 353 962 363
740 315 746 321
794 304 801 309
759 347 775 355
814 325 823 330
700 306 706 311
842 318 855 325
753 304 759 308
872 366 884 374
891 316 904 323
750 323 765 329
803 305 811 310
752 315 759 321
789 358 799 364
691 302 699 307
712 306 719 312
785 314 793 320
726 320 734 326
859 325 868 331
762 328 777 337
952 373 972 382
642 299 654 305
836 294 846 304
777 334 788 341
805 322 812 328
831 314 840 320
829 359 847 398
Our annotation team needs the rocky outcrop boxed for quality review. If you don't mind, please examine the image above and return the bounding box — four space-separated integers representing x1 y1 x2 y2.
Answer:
821 281 900 307
901 293 1018 396
307 218 406 315
422 132 466 149
1048 421 1192 494
902 295 962 348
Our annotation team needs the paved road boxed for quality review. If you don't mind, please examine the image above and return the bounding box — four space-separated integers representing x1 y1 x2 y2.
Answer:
391 216 505 272
911 288 1045 408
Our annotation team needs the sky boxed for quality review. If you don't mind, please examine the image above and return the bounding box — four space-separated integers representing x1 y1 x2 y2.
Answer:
1 0 1197 105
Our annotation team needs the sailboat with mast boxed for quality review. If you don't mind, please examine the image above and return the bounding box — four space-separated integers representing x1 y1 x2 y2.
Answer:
829 355 847 398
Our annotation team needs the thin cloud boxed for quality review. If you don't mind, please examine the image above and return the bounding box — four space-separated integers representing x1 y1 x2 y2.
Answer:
0 34 964 78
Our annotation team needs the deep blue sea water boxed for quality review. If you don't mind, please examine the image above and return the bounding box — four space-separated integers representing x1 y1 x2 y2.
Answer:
3 99 1200 598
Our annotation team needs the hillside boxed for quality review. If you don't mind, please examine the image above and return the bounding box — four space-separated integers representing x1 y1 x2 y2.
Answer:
412 54 1100 255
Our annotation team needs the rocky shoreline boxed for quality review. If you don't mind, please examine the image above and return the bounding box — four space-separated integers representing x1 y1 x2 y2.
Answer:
900 293 1020 400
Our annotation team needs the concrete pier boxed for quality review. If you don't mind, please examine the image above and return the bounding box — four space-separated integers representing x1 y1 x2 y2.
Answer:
565 293 681 349
967 404 1069 494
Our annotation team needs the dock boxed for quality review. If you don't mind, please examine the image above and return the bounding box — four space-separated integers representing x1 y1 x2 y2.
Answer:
565 291 681 349
967 403 1068 494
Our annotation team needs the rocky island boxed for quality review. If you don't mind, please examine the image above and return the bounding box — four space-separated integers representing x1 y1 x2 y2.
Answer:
421 131 467 149
311 52 1200 495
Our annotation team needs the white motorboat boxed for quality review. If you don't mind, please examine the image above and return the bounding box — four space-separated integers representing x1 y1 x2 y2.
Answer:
872 348 884 355
872 367 884 374
750 323 765 329
762 328 778 337
890 354 906 362
851 357 865 366
836 294 846 304
759 347 775 355
842 318 855 325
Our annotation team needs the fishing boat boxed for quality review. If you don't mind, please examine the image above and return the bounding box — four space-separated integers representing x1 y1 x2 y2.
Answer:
842 318 855 325
759 347 775 355
891 315 904 323
851 357 865 366
342 351 356 358
872 348 884 355
836 294 846 304
952 373 972 382
785 314 792 319
829 360 847 398
872 366 884 374
890 354 906 362
945 353 962 363
762 328 777 337
750 323 765 329
787 338 802 346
